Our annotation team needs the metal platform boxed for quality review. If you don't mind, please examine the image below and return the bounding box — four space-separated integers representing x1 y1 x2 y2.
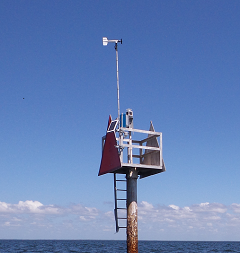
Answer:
99 121 166 178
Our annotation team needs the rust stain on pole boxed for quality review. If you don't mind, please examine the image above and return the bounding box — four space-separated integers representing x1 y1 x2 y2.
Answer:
127 169 138 253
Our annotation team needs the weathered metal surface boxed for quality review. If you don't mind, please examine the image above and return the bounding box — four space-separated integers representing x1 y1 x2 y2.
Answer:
127 169 138 253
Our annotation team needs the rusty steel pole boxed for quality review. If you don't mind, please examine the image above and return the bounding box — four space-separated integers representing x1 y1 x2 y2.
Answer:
127 168 138 253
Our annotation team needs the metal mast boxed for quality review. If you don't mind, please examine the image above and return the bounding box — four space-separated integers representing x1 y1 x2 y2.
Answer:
103 37 122 123
115 42 120 124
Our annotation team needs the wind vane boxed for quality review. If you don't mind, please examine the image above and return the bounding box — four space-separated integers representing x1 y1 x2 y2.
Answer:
99 37 166 253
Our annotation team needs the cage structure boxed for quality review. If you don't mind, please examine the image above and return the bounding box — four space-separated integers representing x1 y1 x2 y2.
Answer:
98 115 166 179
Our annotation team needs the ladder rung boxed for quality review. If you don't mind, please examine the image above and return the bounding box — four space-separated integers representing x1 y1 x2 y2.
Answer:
114 174 127 233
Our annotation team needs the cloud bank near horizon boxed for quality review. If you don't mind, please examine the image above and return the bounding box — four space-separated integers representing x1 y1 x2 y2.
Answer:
1 200 240 240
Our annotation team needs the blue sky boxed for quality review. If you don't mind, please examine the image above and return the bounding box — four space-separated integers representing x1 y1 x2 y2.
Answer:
0 0 240 240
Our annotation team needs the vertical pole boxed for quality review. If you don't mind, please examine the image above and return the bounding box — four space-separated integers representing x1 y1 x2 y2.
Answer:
128 131 133 164
115 43 120 125
127 168 138 253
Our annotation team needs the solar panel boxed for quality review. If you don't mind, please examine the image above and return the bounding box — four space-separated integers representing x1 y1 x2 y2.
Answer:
108 120 118 132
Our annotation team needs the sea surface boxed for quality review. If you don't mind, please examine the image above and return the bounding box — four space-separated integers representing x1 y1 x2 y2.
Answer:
0 240 239 252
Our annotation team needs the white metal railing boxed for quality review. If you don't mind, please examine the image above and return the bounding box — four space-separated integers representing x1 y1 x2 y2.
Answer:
116 127 162 168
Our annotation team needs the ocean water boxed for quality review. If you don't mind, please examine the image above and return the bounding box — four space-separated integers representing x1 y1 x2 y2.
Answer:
0 240 239 252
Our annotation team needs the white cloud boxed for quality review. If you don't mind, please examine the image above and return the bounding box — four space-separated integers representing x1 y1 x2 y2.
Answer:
79 216 87 221
169 204 180 210
200 202 209 207
3 222 10 227
231 203 240 213
191 202 227 213
139 201 154 210
0 200 59 214
1 200 240 240
137 201 240 240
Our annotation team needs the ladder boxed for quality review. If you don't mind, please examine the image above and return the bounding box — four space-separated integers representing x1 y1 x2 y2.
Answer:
114 173 127 232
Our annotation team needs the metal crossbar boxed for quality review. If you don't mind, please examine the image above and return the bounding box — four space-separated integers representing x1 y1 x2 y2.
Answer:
121 143 160 151
120 127 162 136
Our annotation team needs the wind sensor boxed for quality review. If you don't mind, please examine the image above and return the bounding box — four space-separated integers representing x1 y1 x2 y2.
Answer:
99 37 166 253
102 37 122 46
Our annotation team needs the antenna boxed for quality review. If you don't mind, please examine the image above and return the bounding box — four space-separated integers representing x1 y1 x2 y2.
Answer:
102 37 122 123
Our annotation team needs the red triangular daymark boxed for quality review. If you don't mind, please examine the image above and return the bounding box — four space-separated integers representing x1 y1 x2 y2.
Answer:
98 131 121 176
107 115 112 129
